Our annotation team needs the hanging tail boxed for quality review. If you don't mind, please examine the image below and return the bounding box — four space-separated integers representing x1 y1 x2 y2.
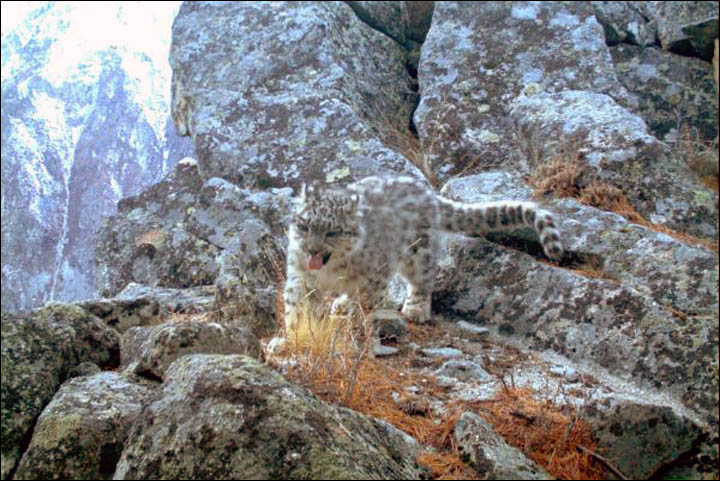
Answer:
438 197 563 260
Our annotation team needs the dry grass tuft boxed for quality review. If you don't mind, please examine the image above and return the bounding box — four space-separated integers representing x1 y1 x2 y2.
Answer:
267 304 609 480
266 304 478 479
471 387 606 480
528 142 718 253
417 450 477 480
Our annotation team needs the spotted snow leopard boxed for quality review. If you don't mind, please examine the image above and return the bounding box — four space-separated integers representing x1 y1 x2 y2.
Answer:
270 175 563 353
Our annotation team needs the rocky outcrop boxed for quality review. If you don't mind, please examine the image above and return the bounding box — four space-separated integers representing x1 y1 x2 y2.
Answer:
438 172 718 416
80 283 216 333
122 322 260 379
95 158 291 335
454 411 552 480
1 304 120 479
415 1 717 238
611 43 718 142
651 1 718 61
114 354 428 479
2 1 718 479
414 1 628 180
510 89 717 238
170 2 422 190
13 372 154 480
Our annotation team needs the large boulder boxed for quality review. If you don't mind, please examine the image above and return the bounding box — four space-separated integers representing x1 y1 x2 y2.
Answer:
121 322 261 379
170 2 422 190
114 354 428 479
95 158 290 334
1 303 120 479
610 43 718 142
414 1 628 180
651 1 718 61
437 172 718 417
13 372 154 480
509 89 717 238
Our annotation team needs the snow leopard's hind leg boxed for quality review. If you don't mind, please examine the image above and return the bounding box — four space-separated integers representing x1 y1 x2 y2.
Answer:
398 231 436 323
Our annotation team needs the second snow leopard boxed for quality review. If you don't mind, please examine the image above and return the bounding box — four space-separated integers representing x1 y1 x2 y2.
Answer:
275 175 563 352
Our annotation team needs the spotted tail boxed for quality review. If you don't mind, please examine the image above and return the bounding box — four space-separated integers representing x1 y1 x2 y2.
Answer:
438 198 564 260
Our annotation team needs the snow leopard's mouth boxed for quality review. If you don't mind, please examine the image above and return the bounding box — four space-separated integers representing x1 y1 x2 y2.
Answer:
307 252 332 270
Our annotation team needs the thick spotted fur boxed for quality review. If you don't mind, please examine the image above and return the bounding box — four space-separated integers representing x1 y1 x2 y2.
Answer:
273 176 562 351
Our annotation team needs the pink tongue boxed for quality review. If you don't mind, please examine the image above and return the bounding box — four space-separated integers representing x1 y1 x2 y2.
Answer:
307 254 324 270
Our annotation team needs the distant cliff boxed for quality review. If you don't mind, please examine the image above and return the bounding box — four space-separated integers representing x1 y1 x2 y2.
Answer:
1 1 193 313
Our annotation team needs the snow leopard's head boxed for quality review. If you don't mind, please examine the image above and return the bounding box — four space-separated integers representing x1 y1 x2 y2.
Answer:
291 184 360 270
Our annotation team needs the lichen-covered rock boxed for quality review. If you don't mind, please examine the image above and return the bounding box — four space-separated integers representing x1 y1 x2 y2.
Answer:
509 89 717 238
414 1 628 180
13 372 154 480
584 400 705 479
345 1 406 45
0 303 120 479
592 1 657 46
611 43 718 142
454 411 553 479
81 282 217 333
96 158 216 296
121 322 261 379
344 1 434 46
443 172 718 318
650 1 718 61
170 2 422 190
438 173 719 417
114 354 428 479
95 159 291 329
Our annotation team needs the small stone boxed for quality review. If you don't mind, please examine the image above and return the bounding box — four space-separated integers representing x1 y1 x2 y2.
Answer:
436 359 492 382
456 320 490 341
420 347 463 359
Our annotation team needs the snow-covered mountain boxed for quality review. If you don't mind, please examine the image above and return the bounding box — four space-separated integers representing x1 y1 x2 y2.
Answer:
1 1 194 313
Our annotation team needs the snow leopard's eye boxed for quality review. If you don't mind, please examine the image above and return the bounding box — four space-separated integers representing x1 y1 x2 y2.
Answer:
326 231 339 238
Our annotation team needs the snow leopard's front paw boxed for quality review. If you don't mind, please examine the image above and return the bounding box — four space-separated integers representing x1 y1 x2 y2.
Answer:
266 336 287 355
330 293 353 316
401 298 431 323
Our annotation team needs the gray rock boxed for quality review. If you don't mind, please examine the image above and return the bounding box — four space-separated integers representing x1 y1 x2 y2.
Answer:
95 159 289 335
586 400 705 479
610 43 718 142
456 320 490 341
436 239 718 416
121 322 261 379
442 173 718 317
438 172 718 417
80 283 219 332
345 1 406 45
344 1 434 46
114 354 428 479
95 158 216 297
651 1 718 61
68 361 102 378
548 365 579 382
592 1 657 46
13 372 154 480
0 303 120 479
436 359 492 382
170 2 422 190
414 1 628 181
421 347 463 359
454 411 553 479
509 89 717 238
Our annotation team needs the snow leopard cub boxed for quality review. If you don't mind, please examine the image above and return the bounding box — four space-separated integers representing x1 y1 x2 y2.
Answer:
271 175 562 353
